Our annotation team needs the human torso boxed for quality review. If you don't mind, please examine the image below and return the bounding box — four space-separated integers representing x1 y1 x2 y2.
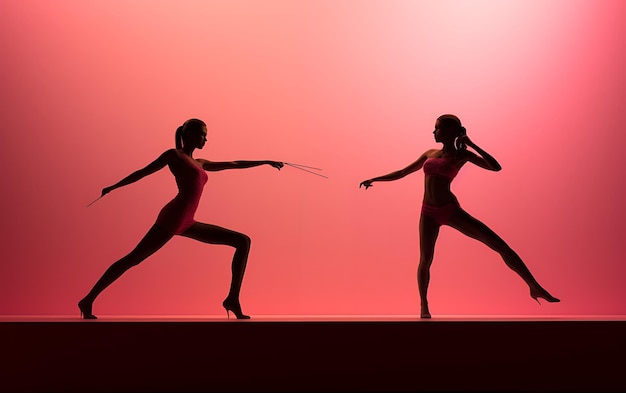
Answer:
422 150 465 206
169 150 208 202
154 150 208 234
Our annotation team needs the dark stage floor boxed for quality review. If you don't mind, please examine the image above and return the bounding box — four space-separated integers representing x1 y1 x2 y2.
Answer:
1 315 624 392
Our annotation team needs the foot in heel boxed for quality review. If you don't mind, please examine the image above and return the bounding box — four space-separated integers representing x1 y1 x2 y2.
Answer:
222 299 250 320
530 288 560 304
78 299 97 320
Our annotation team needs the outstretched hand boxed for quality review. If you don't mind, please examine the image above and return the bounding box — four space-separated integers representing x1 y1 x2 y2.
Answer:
359 180 373 190
269 161 284 170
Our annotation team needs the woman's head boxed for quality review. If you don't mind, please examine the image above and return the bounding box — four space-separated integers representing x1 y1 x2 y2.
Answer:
434 114 466 150
175 118 207 149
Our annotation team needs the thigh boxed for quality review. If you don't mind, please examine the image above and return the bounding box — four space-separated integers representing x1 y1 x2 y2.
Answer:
179 222 248 246
127 225 175 261
446 209 508 250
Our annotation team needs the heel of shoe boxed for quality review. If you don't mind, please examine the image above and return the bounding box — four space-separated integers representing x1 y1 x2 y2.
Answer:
222 299 250 320
78 300 97 320
530 288 560 305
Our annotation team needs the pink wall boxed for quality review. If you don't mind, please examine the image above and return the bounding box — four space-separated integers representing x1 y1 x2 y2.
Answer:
1 0 624 317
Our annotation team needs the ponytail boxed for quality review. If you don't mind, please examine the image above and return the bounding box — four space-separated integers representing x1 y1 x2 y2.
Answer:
455 126 467 151
175 125 184 149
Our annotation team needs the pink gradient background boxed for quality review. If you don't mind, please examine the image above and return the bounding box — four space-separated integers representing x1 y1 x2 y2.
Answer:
1 0 625 317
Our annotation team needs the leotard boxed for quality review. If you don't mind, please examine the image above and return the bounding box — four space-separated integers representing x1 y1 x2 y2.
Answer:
421 157 461 225
154 152 208 235
422 157 460 179
421 201 460 225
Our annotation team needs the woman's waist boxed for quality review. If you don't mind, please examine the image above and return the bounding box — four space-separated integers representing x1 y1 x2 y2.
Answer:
162 194 202 209
422 194 458 207
169 189 204 200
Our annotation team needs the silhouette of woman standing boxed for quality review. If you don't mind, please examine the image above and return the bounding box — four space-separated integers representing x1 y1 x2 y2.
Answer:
78 118 283 319
360 114 559 318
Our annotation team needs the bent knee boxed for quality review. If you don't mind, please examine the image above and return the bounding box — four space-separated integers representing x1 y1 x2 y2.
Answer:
234 233 251 249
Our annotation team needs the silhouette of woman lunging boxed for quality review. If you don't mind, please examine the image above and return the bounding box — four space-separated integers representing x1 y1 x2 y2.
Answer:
78 118 283 319
360 114 559 318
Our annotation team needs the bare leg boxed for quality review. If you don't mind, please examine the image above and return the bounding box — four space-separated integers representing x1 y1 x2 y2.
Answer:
418 214 441 318
446 209 559 303
180 222 252 318
79 225 174 319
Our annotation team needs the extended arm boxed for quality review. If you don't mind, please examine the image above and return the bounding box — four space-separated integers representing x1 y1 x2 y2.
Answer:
460 136 501 171
200 160 284 172
102 150 172 195
360 150 433 189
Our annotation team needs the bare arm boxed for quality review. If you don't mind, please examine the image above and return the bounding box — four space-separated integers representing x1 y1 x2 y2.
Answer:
360 150 434 189
459 136 501 171
102 149 173 195
200 159 284 172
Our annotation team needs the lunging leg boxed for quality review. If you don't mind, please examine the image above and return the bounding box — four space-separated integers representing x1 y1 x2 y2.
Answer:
181 222 252 318
79 225 174 319
446 209 559 303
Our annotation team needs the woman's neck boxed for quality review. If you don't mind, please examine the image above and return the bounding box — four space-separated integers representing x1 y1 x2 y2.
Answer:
182 146 195 157
441 143 457 153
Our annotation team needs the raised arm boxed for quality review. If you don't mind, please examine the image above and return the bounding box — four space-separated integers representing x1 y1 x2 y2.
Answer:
199 159 284 172
101 149 173 196
360 150 434 189
459 136 502 171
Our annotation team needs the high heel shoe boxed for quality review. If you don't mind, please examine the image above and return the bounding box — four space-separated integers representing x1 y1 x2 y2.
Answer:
78 299 97 320
530 288 560 305
222 299 250 320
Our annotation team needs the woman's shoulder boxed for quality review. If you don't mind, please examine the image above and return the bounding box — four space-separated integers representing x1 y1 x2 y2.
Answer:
161 148 176 157
423 149 441 158
156 148 183 163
